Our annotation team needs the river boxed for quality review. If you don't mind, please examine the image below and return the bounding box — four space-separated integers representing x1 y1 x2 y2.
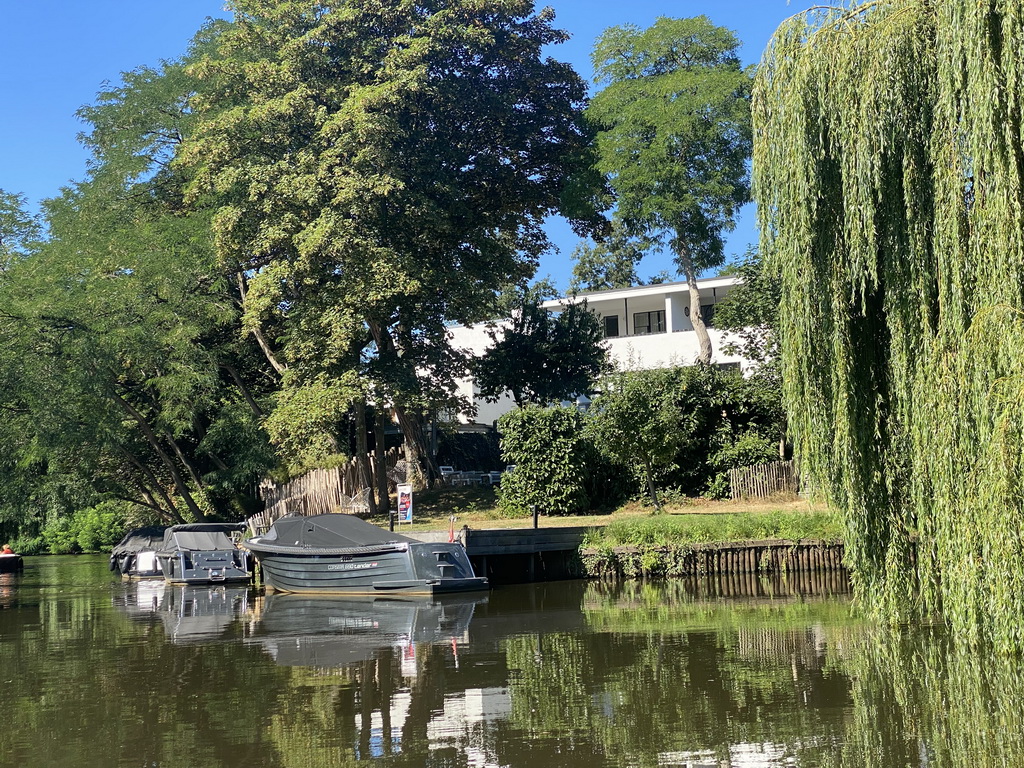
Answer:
0 555 1014 767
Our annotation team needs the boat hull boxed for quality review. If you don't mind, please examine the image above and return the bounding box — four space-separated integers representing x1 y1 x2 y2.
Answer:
0 554 23 573
249 541 488 595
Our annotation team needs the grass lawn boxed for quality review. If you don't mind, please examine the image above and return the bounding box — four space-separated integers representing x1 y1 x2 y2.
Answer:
366 485 836 543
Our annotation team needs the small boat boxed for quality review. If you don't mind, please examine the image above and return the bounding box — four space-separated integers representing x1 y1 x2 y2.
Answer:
244 513 488 595
156 522 252 585
110 525 169 579
0 552 23 574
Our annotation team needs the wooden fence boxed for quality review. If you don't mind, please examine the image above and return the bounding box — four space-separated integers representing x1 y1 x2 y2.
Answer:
253 448 402 532
729 459 798 500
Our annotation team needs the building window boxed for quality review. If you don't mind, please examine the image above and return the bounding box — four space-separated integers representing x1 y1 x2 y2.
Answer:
700 304 715 327
603 315 620 338
633 310 665 335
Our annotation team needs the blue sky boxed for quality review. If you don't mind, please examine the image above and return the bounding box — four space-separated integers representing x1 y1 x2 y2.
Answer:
0 0 811 289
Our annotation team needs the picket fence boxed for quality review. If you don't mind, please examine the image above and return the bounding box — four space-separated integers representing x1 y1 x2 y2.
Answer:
728 459 798 500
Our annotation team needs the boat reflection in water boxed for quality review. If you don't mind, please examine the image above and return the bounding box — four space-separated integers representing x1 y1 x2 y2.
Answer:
248 592 486 669
112 581 254 644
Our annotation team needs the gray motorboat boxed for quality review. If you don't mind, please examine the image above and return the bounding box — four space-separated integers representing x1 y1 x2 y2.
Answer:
110 525 168 580
243 514 488 595
156 522 252 585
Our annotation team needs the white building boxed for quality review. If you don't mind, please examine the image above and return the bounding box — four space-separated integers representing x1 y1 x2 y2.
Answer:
448 276 747 427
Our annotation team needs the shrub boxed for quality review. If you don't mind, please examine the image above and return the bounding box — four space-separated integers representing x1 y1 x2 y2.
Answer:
496 406 594 516
40 500 134 554
706 429 780 499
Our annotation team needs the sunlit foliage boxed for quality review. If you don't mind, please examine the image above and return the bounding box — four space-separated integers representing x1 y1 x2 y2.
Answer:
755 0 1024 647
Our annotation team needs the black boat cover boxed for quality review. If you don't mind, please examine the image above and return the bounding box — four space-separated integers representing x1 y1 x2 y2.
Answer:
159 528 239 554
157 523 246 551
110 526 169 559
164 522 248 534
260 514 414 549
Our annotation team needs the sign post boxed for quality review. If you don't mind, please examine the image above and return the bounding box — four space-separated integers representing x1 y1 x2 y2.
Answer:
397 483 413 525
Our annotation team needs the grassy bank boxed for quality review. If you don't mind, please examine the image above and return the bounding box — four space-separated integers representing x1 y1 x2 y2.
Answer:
374 485 836 540
584 509 842 548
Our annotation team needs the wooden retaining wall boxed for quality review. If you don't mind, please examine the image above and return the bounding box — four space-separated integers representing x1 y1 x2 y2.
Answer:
402 527 847 586
582 538 845 581
406 527 594 585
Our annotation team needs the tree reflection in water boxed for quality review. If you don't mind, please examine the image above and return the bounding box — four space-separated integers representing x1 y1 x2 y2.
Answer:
2 557 1022 767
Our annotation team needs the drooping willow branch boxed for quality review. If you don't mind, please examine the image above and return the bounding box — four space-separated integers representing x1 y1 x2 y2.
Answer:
754 0 1024 650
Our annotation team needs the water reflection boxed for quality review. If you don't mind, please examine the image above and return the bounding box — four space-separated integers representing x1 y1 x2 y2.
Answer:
5 555 1024 767
0 572 21 610
113 581 254 644
249 593 484 668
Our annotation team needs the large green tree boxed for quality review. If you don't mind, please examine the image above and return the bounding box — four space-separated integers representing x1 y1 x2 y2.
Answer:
0 32 277 533
175 0 601 481
0 191 40 271
587 368 683 510
755 0 1024 647
588 16 752 364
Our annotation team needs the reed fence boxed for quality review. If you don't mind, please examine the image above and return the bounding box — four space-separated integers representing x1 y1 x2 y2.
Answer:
729 459 798 500
253 448 403 533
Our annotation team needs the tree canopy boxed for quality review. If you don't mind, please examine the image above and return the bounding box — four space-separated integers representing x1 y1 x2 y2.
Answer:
755 0 1024 648
588 16 752 364
0 0 604 542
474 285 610 408
175 0 601 475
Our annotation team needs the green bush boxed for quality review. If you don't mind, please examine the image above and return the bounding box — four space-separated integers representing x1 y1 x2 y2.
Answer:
74 501 131 552
41 500 133 554
496 406 594 516
7 536 44 556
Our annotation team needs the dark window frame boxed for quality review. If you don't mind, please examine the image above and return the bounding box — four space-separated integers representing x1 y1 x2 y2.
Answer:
603 315 620 338
633 310 665 335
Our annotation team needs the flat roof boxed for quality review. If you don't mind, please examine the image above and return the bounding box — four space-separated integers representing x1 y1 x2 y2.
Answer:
540 276 741 308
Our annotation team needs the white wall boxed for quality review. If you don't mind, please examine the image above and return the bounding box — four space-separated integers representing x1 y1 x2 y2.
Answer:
443 278 749 426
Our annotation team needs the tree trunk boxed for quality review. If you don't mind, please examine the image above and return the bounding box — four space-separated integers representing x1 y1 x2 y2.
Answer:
120 448 186 524
108 388 209 522
678 247 713 365
235 273 287 376
645 458 662 512
221 362 264 417
393 405 441 490
374 408 390 516
354 397 376 514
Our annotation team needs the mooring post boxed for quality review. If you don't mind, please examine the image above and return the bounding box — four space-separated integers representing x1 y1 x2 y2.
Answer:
531 505 538 529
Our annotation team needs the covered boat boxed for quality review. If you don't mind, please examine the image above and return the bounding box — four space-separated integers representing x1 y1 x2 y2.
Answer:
156 522 252 585
244 514 488 595
110 525 168 579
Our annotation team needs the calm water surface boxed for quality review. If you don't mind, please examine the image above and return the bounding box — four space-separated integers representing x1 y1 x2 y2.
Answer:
0 556 1012 767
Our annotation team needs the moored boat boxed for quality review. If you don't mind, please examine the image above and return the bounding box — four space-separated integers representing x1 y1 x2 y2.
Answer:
0 552 23 574
110 525 168 579
244 513 488 595
156 522 252 585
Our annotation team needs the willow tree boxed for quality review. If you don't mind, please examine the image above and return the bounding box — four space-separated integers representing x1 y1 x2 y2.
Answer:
755 0 1024 647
